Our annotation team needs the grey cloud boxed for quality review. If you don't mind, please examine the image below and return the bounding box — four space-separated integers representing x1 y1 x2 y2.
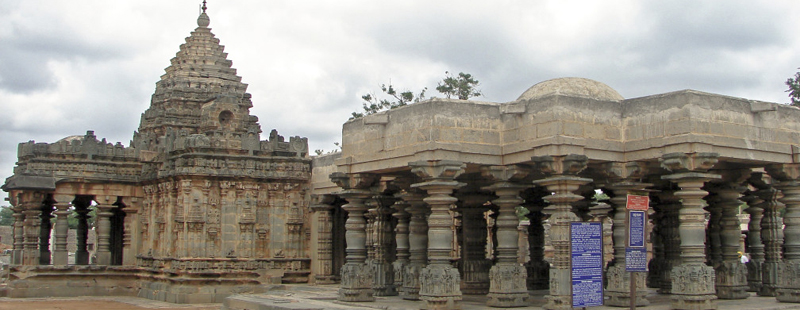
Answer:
0 22 129 94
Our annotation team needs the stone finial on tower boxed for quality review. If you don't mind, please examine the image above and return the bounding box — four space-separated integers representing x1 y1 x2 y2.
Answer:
198 1 210 27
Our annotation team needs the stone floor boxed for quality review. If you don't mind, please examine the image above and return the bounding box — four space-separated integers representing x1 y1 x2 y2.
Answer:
2 285 800 310
0 296 218 310
223 284 800 310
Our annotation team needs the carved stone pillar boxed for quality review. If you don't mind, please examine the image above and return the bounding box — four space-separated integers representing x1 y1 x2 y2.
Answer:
482 165 531 307
11 201 25 265
402 191 428 300
52 194 73 265
74 198 91 265
766 164 800 302
392 197 411 295
653 185 682 294
661 152 721 310
311 195 336 284
648 198 665 289
705 169 750 300
20 192 45 266
455 194 492 295
39 200 54 265
410 160 466 310
706 194 723 266
121 197 140 266
741 186 765 293
95 195 116 266
524 186 550 290
331 172 378 302
605 181 651 307
531 155 592 310
754 179 784 297
370 195 398 296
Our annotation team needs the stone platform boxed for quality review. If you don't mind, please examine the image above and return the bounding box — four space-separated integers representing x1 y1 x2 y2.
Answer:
223 285 800 310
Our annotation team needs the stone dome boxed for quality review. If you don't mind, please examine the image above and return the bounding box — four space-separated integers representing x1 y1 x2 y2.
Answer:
57 135 84 143
517 77 624 101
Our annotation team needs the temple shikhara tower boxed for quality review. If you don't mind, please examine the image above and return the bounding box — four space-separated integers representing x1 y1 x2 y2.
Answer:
6 4 800 310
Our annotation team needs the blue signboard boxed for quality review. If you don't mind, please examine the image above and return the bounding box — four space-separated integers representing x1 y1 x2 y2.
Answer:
626 247 648 272
571 222 604 308
628 210 646 248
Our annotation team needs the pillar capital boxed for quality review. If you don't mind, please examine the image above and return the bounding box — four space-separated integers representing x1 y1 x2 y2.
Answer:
330 172 379 191
309 194 336 212
766 163 800 182
94 195 116 206
660 152 719 172
481 165 530 183
409 160 465 182
531 154 587 175
597 161 651 183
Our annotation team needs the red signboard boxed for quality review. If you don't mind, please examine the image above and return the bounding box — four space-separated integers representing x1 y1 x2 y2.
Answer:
626 194 650 211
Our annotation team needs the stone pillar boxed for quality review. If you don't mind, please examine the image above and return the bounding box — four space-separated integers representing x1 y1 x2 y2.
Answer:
741 186 765 293
654 184 682 294
121 197 140 266
311 195 336 284
370 195 398 296
21 192 45 266
402 191 428 300
482 165 531 307
531 155 592 310
39 201 54 265
52 194 73 266
455 194 491 295
331 172 378 302
74 200 91 265
392 197 411 296
410 160 466 310
647 195 665 289
95 195 116 266
766 164 800 302
754 179 784 296
706 169 750 300
706 197 723 265
605 181 651 307
10 194 25 265
661 152 721 310
524 187 550 290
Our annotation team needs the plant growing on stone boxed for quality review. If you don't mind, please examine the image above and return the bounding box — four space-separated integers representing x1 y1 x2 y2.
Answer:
788 68 800 107
351 71 482 119
436 71 482 100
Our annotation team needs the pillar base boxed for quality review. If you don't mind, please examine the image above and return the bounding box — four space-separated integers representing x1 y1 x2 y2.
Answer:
52 250 68 266
715 262 749 299
526 260 550 290
776 261 800 303
486 264 529 307
96 251 111 266
420 263 462 310
338 263 375 302
461 259 491 295
402 263 424 300
670 264 718 310
605 265 649 307
369 260 397 296
760 261 781 297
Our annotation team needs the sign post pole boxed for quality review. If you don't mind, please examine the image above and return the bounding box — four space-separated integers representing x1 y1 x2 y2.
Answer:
625 194 650 310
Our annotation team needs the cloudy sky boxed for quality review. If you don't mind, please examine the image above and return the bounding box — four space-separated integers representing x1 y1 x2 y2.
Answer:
1 0 799 180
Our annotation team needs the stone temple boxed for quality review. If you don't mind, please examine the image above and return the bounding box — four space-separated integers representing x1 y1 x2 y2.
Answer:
5 6 800 310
